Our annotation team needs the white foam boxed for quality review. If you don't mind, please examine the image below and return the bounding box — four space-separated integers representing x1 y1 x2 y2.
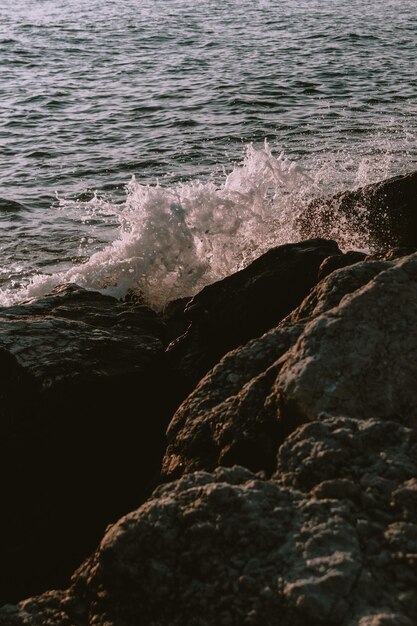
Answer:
1 142 314 308
0 138 411 309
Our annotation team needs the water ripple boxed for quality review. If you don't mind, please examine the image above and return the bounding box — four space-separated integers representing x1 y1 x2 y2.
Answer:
0 0 416 298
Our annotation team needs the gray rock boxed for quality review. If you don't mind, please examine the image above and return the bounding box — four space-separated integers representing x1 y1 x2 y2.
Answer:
277 253 417 426
162 254 404 480
163 324 303 479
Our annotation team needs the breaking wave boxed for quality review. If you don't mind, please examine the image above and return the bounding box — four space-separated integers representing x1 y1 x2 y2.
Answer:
0 139 411 309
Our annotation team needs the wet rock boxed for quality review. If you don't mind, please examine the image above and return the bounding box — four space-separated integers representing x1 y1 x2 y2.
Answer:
298 171 417 251
317 250 366 281
166 238 342 401
0 284 170 605
162 295 193 343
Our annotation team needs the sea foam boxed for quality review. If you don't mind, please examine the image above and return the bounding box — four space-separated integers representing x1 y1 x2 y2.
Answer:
0 140 404 309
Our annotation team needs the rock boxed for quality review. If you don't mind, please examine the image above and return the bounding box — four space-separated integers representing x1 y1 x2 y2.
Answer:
298 171 417 251
284 258 390 324
0 284 170 605
277 253 417 426
317 251 366 281
162 254 396 480
166 238 343 402
3 428 417 626
162 324 303 479
162 295 193 344
276 416 417 497
3 240 417 624
2 164 417 622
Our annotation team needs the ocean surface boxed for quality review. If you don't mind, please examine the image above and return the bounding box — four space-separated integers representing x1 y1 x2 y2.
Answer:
1 0 416 308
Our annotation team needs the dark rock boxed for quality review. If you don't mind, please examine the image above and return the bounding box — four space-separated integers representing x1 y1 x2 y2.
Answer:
162 295 193 344
318 250 366 281
0 284 170 605
367 246 417 261
3 432 417 626
166 238 342 402
298 171 417 251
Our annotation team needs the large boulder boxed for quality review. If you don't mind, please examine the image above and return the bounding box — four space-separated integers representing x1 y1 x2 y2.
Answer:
277 252 417 426
298 171 417 251
2 419 417 626
162 252 417 480
3 246 417 624
166 238 343 402
0 284 170 604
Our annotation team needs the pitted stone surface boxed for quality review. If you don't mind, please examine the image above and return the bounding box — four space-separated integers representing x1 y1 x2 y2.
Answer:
163 253 417 480
277 254 417 426
163 324 303 478
2 446 417 626
3 237 417 624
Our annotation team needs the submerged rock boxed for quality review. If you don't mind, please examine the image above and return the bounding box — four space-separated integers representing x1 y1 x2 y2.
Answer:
0 198 27 212
298 171 417 251
0 284 170 605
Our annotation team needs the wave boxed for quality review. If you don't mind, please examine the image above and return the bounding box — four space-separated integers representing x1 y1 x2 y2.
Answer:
0 140 408 310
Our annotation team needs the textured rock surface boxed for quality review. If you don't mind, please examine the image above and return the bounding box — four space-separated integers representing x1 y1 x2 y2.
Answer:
163 324 303 479
2 424 417 626
2 227 417 624
277 253 417 426
0 240 364 605
298 171 417 251
162 254 410 480
166 238 343 402
0 284 169 604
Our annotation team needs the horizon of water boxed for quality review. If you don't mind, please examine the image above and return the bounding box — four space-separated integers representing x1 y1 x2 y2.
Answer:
1 0 416 308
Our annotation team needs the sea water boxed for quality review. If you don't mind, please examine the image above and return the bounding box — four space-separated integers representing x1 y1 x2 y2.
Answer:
0 0 416 308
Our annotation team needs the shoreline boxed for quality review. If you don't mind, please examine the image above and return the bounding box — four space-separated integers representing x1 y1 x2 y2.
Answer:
1 171 417 625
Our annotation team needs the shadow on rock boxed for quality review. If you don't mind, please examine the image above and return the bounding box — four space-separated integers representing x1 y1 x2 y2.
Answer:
0 284 172 605
165 238 344 404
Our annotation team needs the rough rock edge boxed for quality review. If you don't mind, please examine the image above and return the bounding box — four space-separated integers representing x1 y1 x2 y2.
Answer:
161 254 399 479
2 415 417 625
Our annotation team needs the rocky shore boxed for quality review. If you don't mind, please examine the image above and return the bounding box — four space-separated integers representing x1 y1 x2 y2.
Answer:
1 172 417 625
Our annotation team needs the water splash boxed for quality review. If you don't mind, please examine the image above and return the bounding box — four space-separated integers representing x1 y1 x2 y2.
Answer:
1 142 313 309
0 137 413 309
